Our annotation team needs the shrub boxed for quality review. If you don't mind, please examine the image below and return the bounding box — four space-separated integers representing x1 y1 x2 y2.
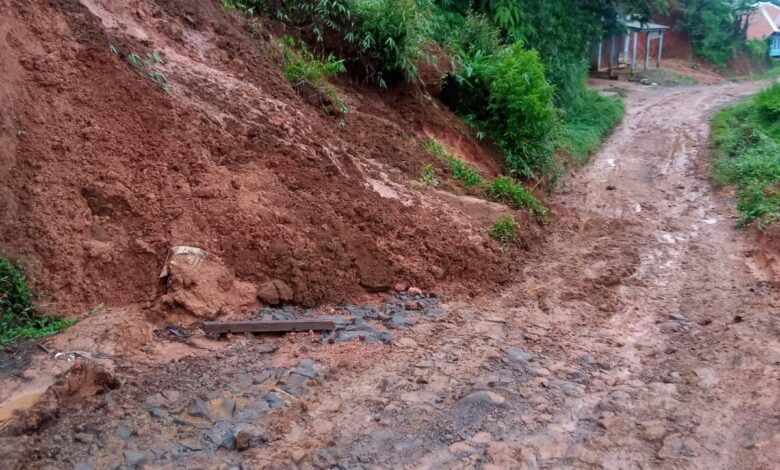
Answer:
486 176 548 222
711 86 780 228
445 44 559 178
266 0 429 86
484 45 558 177
281 37 346 89
1 256 75 346
559 90 624 163
489 214 519 249
754 84 780 123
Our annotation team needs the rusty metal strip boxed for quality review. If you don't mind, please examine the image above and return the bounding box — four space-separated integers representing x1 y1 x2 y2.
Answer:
202 320 335 334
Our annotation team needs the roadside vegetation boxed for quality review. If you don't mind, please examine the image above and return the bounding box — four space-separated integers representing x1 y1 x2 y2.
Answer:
223 1 653 194
0 255 75 346
422 139 548 223
711 84 780 228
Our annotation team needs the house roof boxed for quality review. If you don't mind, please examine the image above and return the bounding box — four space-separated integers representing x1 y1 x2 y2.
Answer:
756 1 780 33
621 19 670 32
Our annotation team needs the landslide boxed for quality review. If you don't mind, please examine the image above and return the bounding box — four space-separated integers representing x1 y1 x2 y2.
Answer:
0 0 539 318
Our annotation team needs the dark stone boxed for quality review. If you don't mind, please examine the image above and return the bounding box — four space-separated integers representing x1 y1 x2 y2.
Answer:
149 407 168 419
114 424 132 441
73 463 95 470
124 451 148 468
187 397 213 422
235 424 269 450
262 392 286 408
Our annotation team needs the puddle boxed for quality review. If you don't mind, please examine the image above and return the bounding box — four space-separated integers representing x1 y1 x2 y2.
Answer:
0 381 50 428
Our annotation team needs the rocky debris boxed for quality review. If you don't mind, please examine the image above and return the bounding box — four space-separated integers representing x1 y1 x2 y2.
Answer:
695 368 719 388
114 424 132 441
124 450 148 468
504 347 534 364
462 391 506 406
256 279 294 306
187 397 214 422
235 424 269 451
254 342 280 353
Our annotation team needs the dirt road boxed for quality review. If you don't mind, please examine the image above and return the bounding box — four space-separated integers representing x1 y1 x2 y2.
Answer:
4 82 780 469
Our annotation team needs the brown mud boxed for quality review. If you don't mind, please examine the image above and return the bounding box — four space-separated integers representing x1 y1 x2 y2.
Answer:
1 1 780 469
0 0 532 321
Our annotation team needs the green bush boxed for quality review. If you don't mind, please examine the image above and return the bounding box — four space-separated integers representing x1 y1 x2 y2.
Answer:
489 214 519 248
1 256 75 346
559 90 624 163
754 84 780 123
263 0 429 86
446 43 559 178
281 37 345 89
485 176 548 222
348 0 428 85
484 45 558 177
711 85 780 228
679 0 748 67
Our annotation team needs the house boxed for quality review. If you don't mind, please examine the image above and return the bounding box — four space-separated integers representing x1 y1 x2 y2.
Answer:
591 18 670 74
745 1 780 57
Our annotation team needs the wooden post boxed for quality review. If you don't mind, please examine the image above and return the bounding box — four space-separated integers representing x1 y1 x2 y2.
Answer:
610 34 617 73
644 31 651 70
657 30 664 68
631 31 638 72
596 40 604 72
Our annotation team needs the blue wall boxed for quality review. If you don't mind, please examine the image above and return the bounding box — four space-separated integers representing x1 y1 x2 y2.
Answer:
771 33 780 58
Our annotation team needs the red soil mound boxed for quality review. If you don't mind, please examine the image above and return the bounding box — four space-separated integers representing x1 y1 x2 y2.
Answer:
0 0 540 320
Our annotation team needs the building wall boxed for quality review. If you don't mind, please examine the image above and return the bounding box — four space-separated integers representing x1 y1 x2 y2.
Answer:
638 13 692 60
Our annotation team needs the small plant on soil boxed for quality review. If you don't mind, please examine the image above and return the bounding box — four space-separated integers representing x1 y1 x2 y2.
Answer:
280 37 348 119
422 139 484 189
0 255 76 346
489 214 519 249
126 52 144 68
486 176 548 223
121 51 171 92
411 163 439 189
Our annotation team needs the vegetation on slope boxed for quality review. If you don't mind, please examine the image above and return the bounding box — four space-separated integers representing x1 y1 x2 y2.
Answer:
711 84 780 228
1 256 75 346
228 0 636 186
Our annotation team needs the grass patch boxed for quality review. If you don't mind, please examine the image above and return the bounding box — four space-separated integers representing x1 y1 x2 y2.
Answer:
280 37 348 120
711 83 780 228
421 138 547 222
485 176 548 223
422 139 485 188
1 256 76 346
558 90 624 164
489 214 519 249
411 163 439 189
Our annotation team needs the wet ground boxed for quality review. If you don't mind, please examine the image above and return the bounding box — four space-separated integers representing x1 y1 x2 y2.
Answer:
3 81 780 469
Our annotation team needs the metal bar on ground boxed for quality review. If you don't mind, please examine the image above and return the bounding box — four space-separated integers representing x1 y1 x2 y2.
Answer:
203 320 336 334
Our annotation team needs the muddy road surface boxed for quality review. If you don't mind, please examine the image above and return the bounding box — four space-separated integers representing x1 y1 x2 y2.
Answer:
3 83 780 469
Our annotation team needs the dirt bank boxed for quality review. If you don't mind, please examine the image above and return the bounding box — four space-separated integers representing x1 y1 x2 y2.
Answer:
0 0 533 321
